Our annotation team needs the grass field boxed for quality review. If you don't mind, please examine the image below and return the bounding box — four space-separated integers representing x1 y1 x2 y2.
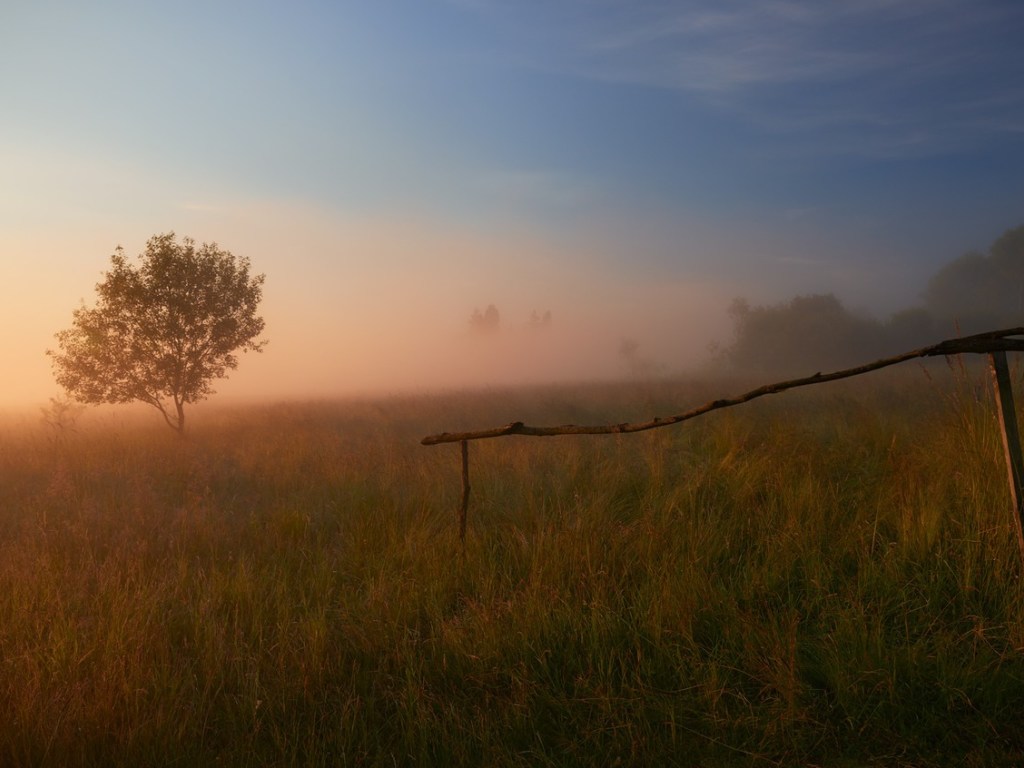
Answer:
2 363 1024 766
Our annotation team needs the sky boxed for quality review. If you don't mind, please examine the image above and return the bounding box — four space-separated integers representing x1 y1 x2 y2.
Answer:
2 0 1024 409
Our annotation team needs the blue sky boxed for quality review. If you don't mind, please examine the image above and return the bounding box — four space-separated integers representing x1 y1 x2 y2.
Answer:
2 1 1024 405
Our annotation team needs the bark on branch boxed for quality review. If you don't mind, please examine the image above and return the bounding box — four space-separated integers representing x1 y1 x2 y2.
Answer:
421 327 1024 446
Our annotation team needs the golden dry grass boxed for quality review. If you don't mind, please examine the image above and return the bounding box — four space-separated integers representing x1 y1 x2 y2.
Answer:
1 366 1023 765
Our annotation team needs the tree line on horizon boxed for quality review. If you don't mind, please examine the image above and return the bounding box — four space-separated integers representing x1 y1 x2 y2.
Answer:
723 224 1024 374
468 304 552 333
47 224 1024 434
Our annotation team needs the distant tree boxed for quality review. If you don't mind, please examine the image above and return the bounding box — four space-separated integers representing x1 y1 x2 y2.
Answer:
725 293 883 373
529 309 553 329
484 304 499 329
924 251 1003 331
884 306 935 351
469 303 500 332
925 224 1024 332
618 338 640 366
48 233 266 434
719 223 1024 375
617 337 662 377
40 395 84 447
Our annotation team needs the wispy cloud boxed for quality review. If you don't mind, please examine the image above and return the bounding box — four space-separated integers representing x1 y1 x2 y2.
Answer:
456 0 1024 156
564 1 985 90
575 5 890 91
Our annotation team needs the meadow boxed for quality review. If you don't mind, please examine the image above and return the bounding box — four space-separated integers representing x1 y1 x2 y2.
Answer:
2 363 1024 766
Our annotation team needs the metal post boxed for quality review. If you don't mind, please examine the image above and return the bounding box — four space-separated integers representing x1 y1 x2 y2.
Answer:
989 350 1024 562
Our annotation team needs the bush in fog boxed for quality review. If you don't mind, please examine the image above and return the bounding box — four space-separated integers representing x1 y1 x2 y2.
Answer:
723 223 1024 375
925 224 1024 333
469 304 500 332
724 293 885 373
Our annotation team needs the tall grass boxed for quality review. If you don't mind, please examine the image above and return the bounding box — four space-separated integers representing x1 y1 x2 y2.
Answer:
1 366 1024 765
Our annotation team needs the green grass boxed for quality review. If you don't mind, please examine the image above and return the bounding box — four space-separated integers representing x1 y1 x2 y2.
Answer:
2 366 1024 766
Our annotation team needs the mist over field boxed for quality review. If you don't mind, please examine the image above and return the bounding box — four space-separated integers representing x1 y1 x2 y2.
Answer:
212 252 737 404
2 206 743 410
5 2 1024 413
7 5 1024 763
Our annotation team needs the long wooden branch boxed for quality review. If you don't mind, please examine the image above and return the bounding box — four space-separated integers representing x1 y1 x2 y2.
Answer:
421 327 1024 446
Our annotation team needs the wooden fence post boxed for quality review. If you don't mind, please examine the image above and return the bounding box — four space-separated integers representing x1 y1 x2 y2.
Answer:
459 440 470 546
425 329 1024 558
989 350 1024 562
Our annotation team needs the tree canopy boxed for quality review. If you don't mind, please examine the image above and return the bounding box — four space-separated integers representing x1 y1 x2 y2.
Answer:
723 224 1024 373
925 224 1024 332
49 233 266 433
469 304 500 332
725 293 885 373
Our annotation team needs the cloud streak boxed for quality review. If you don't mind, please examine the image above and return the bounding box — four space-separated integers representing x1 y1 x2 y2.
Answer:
458 0 1024 157
573 2 947 90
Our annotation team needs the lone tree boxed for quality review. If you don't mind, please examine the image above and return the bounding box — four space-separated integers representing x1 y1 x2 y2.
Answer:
49 232 266 434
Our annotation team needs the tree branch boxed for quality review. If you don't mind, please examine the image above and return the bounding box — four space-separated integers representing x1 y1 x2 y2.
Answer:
421 327 1024 446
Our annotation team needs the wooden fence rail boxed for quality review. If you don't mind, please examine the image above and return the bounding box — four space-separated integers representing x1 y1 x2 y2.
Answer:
422 327 1024 559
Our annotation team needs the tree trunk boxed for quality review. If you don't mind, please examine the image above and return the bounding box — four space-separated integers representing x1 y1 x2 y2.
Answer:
175 398 186 436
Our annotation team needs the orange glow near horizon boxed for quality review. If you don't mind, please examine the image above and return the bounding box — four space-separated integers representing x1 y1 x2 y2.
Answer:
0 201 735 414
